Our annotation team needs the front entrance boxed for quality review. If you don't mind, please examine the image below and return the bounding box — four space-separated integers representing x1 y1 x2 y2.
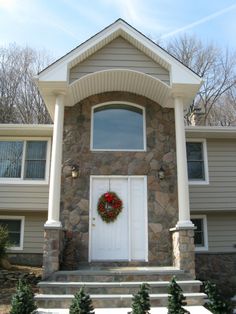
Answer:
90 176 148 261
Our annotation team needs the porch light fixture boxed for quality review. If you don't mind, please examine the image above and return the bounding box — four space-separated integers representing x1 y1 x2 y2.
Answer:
71 164 79 178
158 166 165 180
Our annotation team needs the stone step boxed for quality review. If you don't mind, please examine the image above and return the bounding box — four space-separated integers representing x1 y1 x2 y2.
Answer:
50 267 191 282
38 280 201 295
35 292 207 309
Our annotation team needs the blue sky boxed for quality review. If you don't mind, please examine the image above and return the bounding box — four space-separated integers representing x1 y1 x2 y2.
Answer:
0 0 236 59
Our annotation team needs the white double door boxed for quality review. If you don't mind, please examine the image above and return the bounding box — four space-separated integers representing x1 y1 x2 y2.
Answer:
90 176 148 261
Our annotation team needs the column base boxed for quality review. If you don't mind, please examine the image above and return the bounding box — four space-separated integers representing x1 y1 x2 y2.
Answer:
170 227 196 279
175 220 195 229
44 220 62 229
42 227 63 279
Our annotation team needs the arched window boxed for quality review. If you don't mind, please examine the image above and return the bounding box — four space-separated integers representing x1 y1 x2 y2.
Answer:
92 103 145 151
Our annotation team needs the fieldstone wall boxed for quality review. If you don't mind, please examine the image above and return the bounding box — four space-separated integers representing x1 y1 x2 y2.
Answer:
196 252 236 297
172 228 195 278
60 92 178 268
43 228 63 279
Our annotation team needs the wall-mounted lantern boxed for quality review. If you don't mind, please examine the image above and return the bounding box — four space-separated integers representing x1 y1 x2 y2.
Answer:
71 164 79 178
158 166 165 180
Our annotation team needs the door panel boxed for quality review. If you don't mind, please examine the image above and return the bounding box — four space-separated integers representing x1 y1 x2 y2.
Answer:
91 178 129 260
90 176 147 261
130 177 147 260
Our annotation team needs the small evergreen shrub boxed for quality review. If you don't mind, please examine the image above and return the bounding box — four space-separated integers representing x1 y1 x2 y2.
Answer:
130 283 150 314
204 281 233 314
0 225 10 259
69 287 94 314
10 279 37 314
167 276 190 314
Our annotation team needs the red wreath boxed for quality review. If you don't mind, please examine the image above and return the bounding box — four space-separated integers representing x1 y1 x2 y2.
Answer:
97 192 123 223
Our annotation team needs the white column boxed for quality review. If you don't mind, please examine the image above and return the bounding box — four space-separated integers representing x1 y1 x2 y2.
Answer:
174 97 194 229
45 94 65 228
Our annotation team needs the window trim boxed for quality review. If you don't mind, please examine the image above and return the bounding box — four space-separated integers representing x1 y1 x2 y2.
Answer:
191 214 208 252
0 137 51 185
186 138 209 185
0 215 25 251
91 101 147 151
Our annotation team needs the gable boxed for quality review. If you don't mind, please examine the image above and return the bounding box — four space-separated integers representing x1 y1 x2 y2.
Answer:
69 37 170 85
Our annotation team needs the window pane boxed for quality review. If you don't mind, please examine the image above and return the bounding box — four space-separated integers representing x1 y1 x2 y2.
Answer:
0 219 21 247
93 105 144 150
188 161 205 180
0 141 23 178
192 218 204 247
24 141 47 179
187 143 203 160
187 142 205 180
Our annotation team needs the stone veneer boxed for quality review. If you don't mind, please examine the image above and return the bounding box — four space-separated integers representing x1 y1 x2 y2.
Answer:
195 252 236 297
60 92 178 268
171 228 195 279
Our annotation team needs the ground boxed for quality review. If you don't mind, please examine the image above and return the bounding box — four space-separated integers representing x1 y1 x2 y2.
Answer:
0 264 42 314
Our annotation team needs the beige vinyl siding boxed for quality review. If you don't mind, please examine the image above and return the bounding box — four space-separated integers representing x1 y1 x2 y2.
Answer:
69 37 170 85
207 212 236 253
189 139 236 211
0 211 46 254
0 184 49 210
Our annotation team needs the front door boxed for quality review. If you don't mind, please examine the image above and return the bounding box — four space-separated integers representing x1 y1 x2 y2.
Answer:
90 176 148 261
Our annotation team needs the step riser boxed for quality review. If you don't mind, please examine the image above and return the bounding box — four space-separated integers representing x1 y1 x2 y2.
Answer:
40 285 200 295
36 296 205 309
52 274 189 282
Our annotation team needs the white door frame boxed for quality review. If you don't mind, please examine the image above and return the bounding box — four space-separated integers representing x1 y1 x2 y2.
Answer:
89 175 148 262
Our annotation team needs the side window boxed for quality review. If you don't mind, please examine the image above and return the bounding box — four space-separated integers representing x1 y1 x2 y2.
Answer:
92 103 145 151
186 140 208 184
0 140 48 181
0 217 24 250
191 215 208 251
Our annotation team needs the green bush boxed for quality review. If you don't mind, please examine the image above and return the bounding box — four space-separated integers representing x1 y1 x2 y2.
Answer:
167 276 190 314
10 279 37 314
69 287 94 314
130 283 150 314
204 281 233 314
0 225 10 259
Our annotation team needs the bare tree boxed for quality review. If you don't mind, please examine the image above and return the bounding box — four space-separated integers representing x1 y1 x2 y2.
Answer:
165 34 236 125
0 44 52 124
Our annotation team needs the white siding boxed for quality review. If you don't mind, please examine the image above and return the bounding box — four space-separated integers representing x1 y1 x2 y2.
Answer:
69 37 170 85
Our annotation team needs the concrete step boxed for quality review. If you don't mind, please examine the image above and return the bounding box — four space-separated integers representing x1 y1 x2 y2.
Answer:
49 267 190 282
35 292 207 309
38 280 201 295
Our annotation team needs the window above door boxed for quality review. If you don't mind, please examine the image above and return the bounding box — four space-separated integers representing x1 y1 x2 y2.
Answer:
91 102 146 151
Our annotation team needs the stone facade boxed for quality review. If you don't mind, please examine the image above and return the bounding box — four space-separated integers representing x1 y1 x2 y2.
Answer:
195 252 236 297
43 228 63 279
60 92 178 268
171 228 195 278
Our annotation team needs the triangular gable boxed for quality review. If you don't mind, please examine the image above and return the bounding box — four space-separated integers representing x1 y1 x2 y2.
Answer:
37 19 201 86
69 36 170 85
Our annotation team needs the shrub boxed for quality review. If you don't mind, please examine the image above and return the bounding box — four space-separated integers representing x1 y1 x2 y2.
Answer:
69 287 94 314
130 283 150 314
167 276 190 314
204 281 233 314
0 225 10 259
10 279 37 314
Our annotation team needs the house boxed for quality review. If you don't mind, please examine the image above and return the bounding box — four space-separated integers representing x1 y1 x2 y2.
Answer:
0 19 235 309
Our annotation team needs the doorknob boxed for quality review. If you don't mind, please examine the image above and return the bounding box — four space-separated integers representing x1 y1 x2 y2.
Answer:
92 217 96 221
92 223 96 227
